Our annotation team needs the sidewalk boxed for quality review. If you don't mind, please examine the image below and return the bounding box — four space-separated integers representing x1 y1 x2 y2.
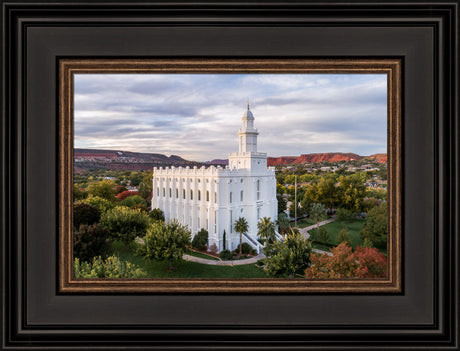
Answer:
183 253 265 266
296 218 336 239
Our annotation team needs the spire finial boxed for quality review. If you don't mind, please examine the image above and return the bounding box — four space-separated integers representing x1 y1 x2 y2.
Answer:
246 98 250 110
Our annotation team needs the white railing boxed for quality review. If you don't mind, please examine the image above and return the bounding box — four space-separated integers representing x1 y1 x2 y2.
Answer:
242 232 264 254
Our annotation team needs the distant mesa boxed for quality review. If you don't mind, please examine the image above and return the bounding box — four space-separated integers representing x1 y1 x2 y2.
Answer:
267 152 387 166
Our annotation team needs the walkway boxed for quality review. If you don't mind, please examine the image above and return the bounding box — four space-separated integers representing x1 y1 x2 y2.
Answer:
183 253 265 266
296 218 336 239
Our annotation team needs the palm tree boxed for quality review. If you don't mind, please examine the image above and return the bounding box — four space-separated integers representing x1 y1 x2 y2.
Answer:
309 203 327 235
257 217 276 245
234 217 249 255
275 213 290 236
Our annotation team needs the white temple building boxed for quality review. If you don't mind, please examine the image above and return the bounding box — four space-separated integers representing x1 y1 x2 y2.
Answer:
151 104 277 252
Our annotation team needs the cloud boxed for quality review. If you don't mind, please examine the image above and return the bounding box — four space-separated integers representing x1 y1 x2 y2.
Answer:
74 73 387 161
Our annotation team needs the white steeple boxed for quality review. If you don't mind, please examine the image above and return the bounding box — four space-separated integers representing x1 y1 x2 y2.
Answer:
238 101 259 153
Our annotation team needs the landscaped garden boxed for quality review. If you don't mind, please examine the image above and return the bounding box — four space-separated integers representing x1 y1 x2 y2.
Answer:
308 218 365 249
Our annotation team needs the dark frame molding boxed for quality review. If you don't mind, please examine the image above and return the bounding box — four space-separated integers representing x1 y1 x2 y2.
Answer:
1 1 458 350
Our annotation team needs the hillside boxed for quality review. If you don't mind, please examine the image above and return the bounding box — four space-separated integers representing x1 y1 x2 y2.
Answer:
267 152 387 166
74 148 201 172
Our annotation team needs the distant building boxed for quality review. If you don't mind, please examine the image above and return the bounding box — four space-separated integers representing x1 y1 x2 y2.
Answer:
151 104 277 252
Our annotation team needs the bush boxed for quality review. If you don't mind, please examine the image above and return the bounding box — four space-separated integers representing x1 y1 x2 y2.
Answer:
240 242 255 255
74 256 147 278
209 243 218 254
317 227 330 245
73 203 101 228
73 184 87 201
116 190 139 201
111 239 126 254
81 195 114 213
100 206 151 244
149 208 165 222
336 208 354 221
192 228 208 250
219 249 233 260
120 195 148 208
87 180 116 202
73 223 110 262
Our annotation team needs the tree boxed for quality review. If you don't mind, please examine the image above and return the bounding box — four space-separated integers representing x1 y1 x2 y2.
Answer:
140 219 191 271
73 184 87 201
81 195 114 213
337 226 352 246
335 208 354 222
257 217 276 245
309 203 327 234
234 217 249 255
100 206 151 245
276 212 290 236
301 178 338 211
73 203 101 229
337 173 367 212
116 190 139 201
277 194 287 214
129 172 144 187
120 195 148 208
73 223 110 262
360 202 388 250
264 229 312 277
316 227 330 245
87 180 116 202
305 242 387 279
191 228 208 250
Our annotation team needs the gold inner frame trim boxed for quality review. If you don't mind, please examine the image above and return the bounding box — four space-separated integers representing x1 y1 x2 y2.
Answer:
59 59 402 293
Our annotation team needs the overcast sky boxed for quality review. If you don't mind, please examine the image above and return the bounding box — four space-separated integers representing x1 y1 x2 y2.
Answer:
74 73 387 162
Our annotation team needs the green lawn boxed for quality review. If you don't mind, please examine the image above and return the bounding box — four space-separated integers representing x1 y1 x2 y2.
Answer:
308 219 365 249
117 251 267 278
187 249 220 261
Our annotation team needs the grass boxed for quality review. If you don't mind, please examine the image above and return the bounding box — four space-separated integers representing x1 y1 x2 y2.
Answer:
187 249 220 261
117 250 267 278
308 219 365 249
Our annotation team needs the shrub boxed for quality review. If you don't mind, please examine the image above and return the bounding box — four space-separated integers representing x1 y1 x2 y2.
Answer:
116 190 139 201
100 206 151 244
131 203 149 212
120 195 148 208
81 195 114 213
337 226 352 246
73 223 110 262
209 243 218 254
149 208 165 222
336 208 354 221
73 184 87 201
73 203 101 228
114 185 128 195
219 249 233 260
111 239 126 254
192 228 208 250
74 256 147 278
317 227 330 245
240 242 255 255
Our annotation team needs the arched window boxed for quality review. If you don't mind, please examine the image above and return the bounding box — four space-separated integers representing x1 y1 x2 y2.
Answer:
214 192 217 203
190 190 193 200
240 190 243 202
163 188 165 197
198 190 201 201
157 187 159 196
176 189 178 198
206 191 209 202
183 189 186 199
257 180 261 200
229 192 233 203
169 188 172 197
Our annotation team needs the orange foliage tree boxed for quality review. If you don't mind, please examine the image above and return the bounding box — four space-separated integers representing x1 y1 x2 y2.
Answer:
305 242 387 279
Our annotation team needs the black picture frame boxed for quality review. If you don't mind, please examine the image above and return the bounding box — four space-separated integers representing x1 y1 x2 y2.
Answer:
1 1 458 350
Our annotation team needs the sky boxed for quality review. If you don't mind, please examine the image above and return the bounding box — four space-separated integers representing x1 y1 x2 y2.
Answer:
74 73 387 162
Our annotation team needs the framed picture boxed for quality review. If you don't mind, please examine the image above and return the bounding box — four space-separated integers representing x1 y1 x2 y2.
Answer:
1 1 458 350
59 58 402 293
